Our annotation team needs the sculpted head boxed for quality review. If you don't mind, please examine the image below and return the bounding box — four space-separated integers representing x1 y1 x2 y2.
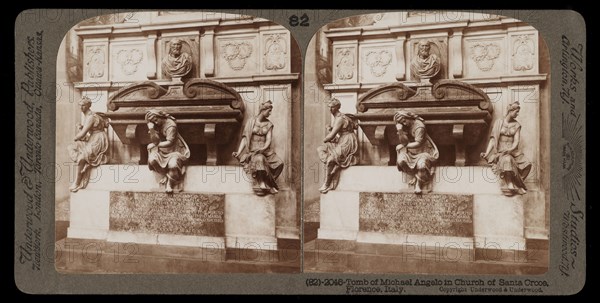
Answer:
506 101 521 119
417 40 432 58
78 96 92 112
145 110 175 126
169 38 184 57
394 110 423 127
327 98 341 115
260 100 274 118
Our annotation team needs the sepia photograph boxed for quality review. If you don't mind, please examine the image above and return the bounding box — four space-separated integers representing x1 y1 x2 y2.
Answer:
54 11 302 273
303 11 550 274
14 8 586 294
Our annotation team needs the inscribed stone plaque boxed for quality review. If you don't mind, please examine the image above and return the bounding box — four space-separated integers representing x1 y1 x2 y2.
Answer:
109 191 225 237
359 192 473 237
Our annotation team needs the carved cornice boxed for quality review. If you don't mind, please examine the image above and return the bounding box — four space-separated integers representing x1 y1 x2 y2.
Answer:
356 82 417 113
107 78 245 121
74 73 301 90
108 81 167 111
323 74 547 93
325 19 536 41
75 18 279 38
183 78 245 113
432 80 492 112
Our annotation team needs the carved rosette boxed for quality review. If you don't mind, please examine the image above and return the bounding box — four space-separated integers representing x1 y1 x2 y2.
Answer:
365 50 392 77
470 43 501 72
264 34 287 71
335 48 355 80
116 49 144 75
86 46 105 78
221 41 253 71
512 35 535 71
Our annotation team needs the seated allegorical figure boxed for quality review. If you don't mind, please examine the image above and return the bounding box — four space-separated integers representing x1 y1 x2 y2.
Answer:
233 100 284 196
316 98 358 193
145 110 191 193
394 110 439 194
481 101 532 196
67 97 109 192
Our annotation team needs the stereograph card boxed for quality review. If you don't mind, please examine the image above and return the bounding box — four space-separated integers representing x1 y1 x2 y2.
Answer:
14 9 586 295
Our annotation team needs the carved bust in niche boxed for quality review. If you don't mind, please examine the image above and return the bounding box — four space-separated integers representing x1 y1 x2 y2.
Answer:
162 38 192 79
411 40 441 82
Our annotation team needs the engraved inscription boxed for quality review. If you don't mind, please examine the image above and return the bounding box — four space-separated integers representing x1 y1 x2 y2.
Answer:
109 191 225 236
359 192 473 237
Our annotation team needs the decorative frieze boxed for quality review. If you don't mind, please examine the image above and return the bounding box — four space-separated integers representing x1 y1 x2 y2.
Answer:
264 33 287 71
335 47 355 81
512 35 535 72
470 42 501 72
85 46 106 79
222 41 253 71
116 48 144 75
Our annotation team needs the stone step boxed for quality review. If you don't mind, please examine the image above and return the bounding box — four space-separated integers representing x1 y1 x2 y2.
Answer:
303 239 547 274
55 238 300 273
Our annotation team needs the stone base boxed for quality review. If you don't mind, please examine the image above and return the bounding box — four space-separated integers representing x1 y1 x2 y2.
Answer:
473 194 526 250
318 191 359 241
55 238 300 273
318 166 532 252
331 166 508 194
82 165 255 193
276 226 300 240
68 165 294 251
68 189 109 240
67 227 108 240
356 232 474 250
106 231 225 248
225 193 277 250
304 238 548 274
306 219 548 274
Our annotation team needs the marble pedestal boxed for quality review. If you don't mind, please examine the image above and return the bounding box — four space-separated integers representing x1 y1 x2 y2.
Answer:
68 165 280 250
318 166 528 251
